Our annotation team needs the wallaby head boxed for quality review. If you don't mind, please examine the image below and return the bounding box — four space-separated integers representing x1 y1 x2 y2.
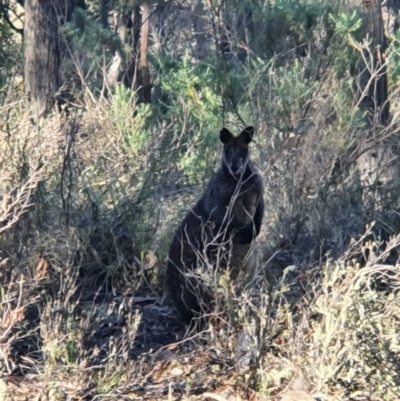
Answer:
219 126 254 178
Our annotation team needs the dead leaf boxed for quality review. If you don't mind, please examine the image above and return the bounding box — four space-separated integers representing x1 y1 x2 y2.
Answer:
170 366 184 376
168 360 189 377
35 257 48 280
144 250 158 269
3 307 25 327
134 251 158 271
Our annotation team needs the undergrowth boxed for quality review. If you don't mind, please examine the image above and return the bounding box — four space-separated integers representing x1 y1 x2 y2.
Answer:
1 0 400 400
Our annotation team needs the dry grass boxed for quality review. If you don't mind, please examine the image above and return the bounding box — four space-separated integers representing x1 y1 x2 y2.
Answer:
0 84 399 401
2 2 400 399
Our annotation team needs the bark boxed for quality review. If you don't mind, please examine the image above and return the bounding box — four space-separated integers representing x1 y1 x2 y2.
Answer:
129 5 141 90
139 2 151 104
24 0 60 117
347 0 395 210
107 10 133 87
107 3 151 105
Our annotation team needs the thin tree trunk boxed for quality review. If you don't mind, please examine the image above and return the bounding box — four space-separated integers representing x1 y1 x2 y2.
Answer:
129 4 141 90
139 2 151 103
24 0 60 117
107 10 132 87
107 2 150 105
347 0 395 210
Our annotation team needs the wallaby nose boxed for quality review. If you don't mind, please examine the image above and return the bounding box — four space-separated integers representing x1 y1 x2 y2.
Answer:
230 163 241 174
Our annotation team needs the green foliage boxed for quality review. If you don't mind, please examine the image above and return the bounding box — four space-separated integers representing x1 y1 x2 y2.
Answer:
271 0 331 37
270 60 318 128
241 0 337 57
329 10 363 35
60 7 122 90
109 84 153 156
332 81 366 137
0 15 21 91
2 1 400 398
328 10 363 79
158 53 228 182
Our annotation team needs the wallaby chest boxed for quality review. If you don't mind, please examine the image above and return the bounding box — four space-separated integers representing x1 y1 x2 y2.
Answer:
206 172 261 224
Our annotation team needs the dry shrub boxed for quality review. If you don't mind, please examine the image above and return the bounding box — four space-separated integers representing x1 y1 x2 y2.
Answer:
255 228 400 400
2 82 400 398
3 6 400 396
196 226 400 400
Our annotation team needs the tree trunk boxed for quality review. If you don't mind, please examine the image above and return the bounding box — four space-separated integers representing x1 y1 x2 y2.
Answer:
139 2 151 104
347 0 395 210
24 0 60 118
110 5 140 90
128 4 141 90
107 3 151 105
107 9 132 87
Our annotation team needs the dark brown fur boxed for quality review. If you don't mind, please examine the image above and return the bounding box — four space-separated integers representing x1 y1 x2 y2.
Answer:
167 126 264 325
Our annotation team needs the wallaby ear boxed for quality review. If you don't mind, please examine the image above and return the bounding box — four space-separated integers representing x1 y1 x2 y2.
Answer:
239 126 254 144
219 128 234 144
